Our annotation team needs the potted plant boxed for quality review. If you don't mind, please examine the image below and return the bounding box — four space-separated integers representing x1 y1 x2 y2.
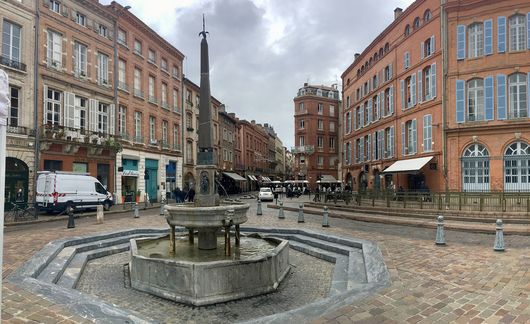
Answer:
136 190 141 203
121 191 126 204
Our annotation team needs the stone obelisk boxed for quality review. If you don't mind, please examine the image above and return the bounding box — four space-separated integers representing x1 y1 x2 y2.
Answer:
195 16 219 212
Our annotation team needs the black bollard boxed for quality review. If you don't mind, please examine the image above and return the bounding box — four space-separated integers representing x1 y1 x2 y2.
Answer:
67 206 75 228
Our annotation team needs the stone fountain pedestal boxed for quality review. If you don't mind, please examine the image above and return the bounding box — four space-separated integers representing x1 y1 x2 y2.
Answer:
194 164 220 250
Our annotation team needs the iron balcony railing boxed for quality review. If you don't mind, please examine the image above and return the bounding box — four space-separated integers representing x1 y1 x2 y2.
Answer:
0 56 26 72
134 135 144 144
173 143 181 151
7 125 35 136
119 133 131 141
118 82 129 92
161 101 169 109
148 96 158 104
161 140 169 149
39 125 120 149
173 105 180 113
134 89 144 99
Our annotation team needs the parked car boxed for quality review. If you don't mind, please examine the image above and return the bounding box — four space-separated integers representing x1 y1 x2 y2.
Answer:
36 171 114 213
258 187 274 202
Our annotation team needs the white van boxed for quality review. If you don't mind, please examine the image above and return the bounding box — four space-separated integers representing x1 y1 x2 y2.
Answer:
36 171 114 213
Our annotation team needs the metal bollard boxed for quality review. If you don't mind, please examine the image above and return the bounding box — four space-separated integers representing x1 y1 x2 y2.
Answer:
322 206 330 227
435 215 445 246
494 219 505 252
278 201 285 219
67 206 75 228
134 203 140 218
160 201 166 215
257 199 263 215
298 203 305 223
96 205 104 224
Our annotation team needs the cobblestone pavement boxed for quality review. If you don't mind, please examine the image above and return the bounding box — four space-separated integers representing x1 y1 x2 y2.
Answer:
3 196 530 323
76 249 333 323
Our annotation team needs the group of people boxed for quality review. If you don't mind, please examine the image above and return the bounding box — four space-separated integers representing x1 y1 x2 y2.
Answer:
172 187 195 203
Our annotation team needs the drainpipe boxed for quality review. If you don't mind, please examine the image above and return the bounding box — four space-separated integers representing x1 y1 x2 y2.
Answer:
441 0 449 193
181 71 186 189
33 2 40 217
113 10 119 203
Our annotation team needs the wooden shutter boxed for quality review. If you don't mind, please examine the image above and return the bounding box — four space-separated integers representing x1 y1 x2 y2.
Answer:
417 70 423 103
497 17 506 53
457 25 466 59
484 19 493 55
484 76 494 120
456 80 466 123
64 92 75 128
89 99 98 131
496 74 506 120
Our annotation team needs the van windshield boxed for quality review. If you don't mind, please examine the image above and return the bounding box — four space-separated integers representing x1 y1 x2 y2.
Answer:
95 182 107 194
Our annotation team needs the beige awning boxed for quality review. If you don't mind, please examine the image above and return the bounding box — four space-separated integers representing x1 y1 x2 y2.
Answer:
383 156 434 173
223 172 246 181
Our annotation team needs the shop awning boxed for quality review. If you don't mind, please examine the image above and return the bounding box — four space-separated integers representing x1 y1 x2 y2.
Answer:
321 175 337 182
262 177 271 182
223 172 246 181
383 156 434 173
247 175 257 181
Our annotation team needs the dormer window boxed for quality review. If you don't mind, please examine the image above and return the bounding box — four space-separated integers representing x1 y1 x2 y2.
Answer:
50 0 61 13
148 49 156 64
76 12 86 27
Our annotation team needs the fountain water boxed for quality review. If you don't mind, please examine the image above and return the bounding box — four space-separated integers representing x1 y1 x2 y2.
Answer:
128 17 290 306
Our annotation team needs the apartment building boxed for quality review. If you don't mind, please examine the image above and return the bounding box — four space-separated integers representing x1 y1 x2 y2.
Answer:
1 0 36 209
239 119 269 190
445 0 530 192
107 1 184 203
38 0 118 193
293 83 341 189
342 0 442 192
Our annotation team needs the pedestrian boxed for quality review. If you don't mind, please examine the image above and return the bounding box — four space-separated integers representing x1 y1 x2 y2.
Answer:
188 187 195 202
175 187 182 203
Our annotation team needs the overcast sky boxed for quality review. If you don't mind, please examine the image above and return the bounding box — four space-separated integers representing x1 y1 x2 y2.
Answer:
101 0 415 149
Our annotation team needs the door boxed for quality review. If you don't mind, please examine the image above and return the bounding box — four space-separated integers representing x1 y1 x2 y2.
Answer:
5 158 29 210
146 168 158 202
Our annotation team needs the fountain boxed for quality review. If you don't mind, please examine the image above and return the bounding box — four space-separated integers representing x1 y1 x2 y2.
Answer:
128 17 290 306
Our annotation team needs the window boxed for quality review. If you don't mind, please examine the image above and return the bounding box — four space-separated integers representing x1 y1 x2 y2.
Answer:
74 41 87 77
424 10 431 22
318 119 324 130
118 106 126 135
405 76 412 107
330 121 335 132
467 79 484 121
172 65 179 78
46 88 61 125
329 105 335 116
462 144 490 192
413 17 420 30
423 114 432 152
161 83 168 107
299 136 305 146
173 89 179 112
148 49 156 64
8 86 19 126
373 75 378 89
149 116 156 142
317 156 324 166
162 120 168 144
317 136 324 148
403 120 417 155
468 23 484 58
509 15 526 51
134 112 142 141
148 75 155 102
117 29 126 46
329 137 335 149
423 37 434 57
421 64 437 102
118 59 126 88
97 53 109 85
97 103 109 133
299 119 305 129
354 108 360 130
384 87 391 116
76 12 86 27
50 0 61 13
404 25 410 37
98 25 108 38
173 124 180 148
317 103 323 115
161 58 168 71
508 73 527 119
2 21 21 63
47 30 62 68
404 51 410 69
74 96 87 130
134 68 142 97
299 102 305 112
186 113 192 129
504 141 530 191
346 96 350 108
134 39 142 55
385 127 392 158
384 65 391 81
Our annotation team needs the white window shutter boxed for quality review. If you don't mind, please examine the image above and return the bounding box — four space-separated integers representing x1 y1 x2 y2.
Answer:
400 80 405 110
401 122 406 156
421 42 424 60
375 94 380 121
65 92 75 128
389 63 393 78
431 63 437 98
412 119 417 154
109 104 115 135
431 35 435 53
417 70 423 103
367 134 371 161
389 86 394 114
390 126 394 157
411 74 417 107
89 99 98 132
43 84 49 125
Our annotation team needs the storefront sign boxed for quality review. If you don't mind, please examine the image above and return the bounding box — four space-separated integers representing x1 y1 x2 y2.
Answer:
122 170 139 177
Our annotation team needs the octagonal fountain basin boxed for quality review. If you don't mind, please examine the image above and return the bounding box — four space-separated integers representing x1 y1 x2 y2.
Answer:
129 234 290 306
164 202 250 228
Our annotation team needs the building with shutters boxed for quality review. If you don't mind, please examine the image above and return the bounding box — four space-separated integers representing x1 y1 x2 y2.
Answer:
446 0 530 192
106 1 184 203
38 0 119 194
293 83 341 189
1 0 36 210
341 0 530 193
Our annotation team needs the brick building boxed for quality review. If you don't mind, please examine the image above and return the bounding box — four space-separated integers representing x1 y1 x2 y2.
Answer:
38 0 119 193
107 1 184 203
445 0 530 192
238 119 269 190
1 0 36 209
342 0 442 192
293 83 341 189
342 0 530 193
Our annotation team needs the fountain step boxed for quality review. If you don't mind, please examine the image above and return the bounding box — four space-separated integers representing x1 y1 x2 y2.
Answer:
263 233 356 257
57 243 131 289
37 233 160 284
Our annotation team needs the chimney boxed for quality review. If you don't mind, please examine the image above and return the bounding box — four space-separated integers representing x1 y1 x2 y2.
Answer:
228 113 235 118
303 82 308 87
354 53 360 60
394 7 403 20
251 120 255 124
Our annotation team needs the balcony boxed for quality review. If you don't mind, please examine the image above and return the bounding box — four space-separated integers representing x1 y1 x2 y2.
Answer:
118 82 129 92
134 136 144 144
134 89 144 99
0 56 26 72
119 133 131 141
173 105 180 114
39 125 122 152
98 79 110 87
7 125 35 136
173 143 181 151
161 101 169 110
147 58 156 65
149 138 158 146
291 145 315 154
148 96 158 105
74 69 88 79
161 140 169 149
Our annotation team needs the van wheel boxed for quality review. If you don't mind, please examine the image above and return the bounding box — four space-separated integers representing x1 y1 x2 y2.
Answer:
103 201 111 211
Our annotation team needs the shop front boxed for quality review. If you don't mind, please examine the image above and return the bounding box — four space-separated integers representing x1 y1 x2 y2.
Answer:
122 158 139 203
166 161 177 200
4 157 29 211
145 158 159 203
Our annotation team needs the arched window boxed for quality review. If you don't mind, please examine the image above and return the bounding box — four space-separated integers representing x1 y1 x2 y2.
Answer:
379 48 383 57
504 141 530 191
369 58 372 66
424 10 431 22
404 24 410 37
413 17 420 30
508 73 527 119
462 144 490 191
468 23 484 58
374 53 378 61
467 78 484 121
357 69 360 77
509 14 526 51
384 43 389 52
